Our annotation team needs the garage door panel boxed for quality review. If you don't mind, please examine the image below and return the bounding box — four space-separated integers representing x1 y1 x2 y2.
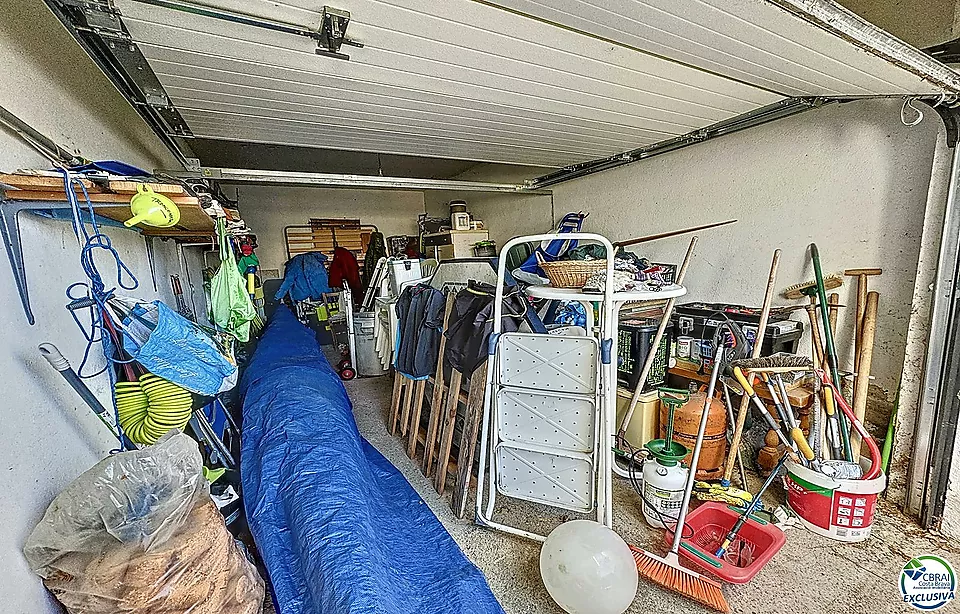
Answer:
160 0 776 107
183 119 591 166
483 0 944 95
104 0 956 167
124 13 749 131
173 96 615 156
165 85 646 151
146 49 677 142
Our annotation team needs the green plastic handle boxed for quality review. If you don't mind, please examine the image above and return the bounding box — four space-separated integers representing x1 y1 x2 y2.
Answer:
725 504 769 525
680 542 723 568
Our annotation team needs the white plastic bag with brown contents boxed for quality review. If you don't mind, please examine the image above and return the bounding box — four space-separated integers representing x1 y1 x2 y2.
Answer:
23 432 264 614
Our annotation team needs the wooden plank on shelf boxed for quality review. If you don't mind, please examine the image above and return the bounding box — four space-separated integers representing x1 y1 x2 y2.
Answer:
140 229 215 239
93 201 214 233
0 173 188 195
9 190 198 205
108 180 188 195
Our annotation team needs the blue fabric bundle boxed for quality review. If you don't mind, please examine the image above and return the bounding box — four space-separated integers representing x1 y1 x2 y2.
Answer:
240 306 504 614
275 252 332 301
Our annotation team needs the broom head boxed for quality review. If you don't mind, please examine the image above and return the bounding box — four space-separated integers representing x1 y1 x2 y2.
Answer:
781 272 843 299
731 353 813 371
631 546 730 613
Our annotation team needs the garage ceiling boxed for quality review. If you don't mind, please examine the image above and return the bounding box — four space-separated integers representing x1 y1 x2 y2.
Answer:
103 0 960 168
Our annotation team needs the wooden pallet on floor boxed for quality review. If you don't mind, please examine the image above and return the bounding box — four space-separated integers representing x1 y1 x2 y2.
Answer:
387 287 488 509
451 362 488 518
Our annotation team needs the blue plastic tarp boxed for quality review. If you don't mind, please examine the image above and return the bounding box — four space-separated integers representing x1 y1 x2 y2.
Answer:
240 306 504 614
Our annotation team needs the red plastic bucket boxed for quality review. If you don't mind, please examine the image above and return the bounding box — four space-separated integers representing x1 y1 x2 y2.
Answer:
785 460 886 542
668 502 786 584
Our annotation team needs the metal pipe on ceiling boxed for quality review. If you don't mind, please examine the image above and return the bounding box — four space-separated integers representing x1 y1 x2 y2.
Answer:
164 167 539 193
526 97 830 189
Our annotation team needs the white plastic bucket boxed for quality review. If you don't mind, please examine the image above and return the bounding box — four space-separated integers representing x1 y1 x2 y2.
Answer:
784 460 886 542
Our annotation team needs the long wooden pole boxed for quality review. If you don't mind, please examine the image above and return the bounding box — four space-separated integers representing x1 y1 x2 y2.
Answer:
618 237 697 437
613 219 737 248
722 250 780 486
851 292 879 460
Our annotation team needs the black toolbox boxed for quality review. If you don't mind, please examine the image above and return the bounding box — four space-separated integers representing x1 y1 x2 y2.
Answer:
670 302 803 359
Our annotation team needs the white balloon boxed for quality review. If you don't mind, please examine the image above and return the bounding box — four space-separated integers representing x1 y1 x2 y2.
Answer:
539 520 639 614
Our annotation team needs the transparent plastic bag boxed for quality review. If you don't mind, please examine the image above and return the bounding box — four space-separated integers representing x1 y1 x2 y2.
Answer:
24 433 264 614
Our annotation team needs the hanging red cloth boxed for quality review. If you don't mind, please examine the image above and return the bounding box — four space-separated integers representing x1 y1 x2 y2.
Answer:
329 246 362 302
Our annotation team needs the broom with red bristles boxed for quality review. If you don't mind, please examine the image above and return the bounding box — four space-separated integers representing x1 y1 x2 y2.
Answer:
630 336 730 612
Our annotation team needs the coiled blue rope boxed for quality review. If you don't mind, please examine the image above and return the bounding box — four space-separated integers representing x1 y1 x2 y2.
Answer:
60 169 139 378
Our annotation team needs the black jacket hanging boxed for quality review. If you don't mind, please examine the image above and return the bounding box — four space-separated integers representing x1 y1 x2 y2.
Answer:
444 281 527 376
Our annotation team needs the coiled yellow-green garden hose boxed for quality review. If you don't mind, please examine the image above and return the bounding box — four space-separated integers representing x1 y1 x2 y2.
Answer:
116 373 192 444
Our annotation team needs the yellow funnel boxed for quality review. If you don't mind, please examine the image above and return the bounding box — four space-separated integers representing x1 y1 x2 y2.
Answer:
125 184 181 228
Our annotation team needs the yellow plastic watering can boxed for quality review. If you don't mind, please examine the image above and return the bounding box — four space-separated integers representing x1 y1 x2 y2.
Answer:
125 184 181 228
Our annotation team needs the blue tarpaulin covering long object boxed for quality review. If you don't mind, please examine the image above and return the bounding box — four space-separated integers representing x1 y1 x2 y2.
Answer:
240 306 504 614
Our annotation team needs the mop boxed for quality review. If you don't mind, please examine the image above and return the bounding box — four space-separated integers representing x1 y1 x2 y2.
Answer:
632 341 730 613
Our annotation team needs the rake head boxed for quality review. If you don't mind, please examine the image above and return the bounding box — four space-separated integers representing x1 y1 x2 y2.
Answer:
631 546 730 613
781 272 843 299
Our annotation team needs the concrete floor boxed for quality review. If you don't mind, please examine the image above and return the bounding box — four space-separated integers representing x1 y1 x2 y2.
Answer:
343 373 958 614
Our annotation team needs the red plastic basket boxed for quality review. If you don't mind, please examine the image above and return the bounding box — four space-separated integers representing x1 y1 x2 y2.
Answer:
665 502 786 584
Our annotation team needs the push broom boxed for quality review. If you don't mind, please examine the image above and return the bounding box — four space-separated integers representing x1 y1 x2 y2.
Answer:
631 327 731 613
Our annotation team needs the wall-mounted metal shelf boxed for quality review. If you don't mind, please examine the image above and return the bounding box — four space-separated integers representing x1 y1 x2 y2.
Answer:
0 174 216 325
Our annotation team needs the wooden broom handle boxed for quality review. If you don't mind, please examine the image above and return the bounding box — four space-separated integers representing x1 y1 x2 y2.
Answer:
613 219 737 248
851 291 879 460
722 250 781 484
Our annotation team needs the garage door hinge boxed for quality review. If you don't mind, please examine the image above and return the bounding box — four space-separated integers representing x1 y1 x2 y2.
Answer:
316 6 363 60
56 0 129 38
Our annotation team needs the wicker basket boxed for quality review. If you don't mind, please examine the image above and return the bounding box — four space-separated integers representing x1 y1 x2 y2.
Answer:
536 251 607 288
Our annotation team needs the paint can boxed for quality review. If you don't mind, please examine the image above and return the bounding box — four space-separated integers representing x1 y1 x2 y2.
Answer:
677 336 693 359
784 460 886 542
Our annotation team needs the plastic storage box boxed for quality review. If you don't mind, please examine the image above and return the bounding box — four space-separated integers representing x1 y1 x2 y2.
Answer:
671 302 803 359
617 318 672 391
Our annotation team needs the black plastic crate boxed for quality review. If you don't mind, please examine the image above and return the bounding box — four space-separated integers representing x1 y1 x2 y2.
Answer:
618 318 673 391
671 302 803 359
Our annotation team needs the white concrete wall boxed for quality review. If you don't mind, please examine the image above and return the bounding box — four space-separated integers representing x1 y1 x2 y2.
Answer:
476 99 941 405
0 1 185 612
235 185 426 273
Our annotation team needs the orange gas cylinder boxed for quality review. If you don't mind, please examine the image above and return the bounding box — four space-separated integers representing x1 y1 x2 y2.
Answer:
659 388 728 479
